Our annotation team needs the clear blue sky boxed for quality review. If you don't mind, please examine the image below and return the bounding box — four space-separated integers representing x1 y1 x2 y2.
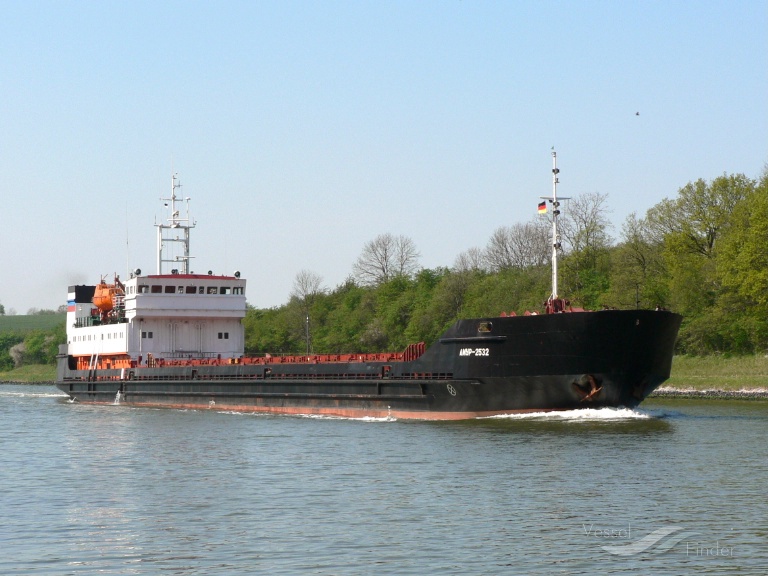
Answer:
1 0 766 314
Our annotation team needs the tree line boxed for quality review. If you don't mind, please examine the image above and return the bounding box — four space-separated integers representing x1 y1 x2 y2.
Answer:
246 169 768 357
0 304 67 316
0 309 67 370
2 168 766 370
0 328 65 371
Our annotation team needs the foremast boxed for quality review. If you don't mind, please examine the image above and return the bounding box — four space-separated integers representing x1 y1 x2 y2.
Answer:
541 150 570 313
156 174 196 274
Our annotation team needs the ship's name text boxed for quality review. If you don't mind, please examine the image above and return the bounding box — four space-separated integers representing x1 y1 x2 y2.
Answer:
459 348 490 357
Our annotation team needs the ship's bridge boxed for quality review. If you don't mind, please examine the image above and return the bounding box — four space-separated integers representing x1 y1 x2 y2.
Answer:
66 273 247 360
124 273 246 319
123 273 246 359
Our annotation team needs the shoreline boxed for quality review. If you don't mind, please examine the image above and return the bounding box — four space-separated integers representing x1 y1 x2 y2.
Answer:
650 386 768 400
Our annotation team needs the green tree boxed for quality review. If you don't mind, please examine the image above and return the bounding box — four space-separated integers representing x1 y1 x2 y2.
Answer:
559 192 613 308
0 333 24 370
645 173 756 352
319 281 376 352
406 268 480 343
603 212 668 309
718 170 768 311
714 169 768 352
402 268 449 345
462 266 550 317
24 323 65 365
652 174 753 258
243 306 298 355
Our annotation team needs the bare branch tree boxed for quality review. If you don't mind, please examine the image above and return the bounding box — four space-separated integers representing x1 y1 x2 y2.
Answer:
289 270 325 354
393 235 420 277
352 233 420 286
290 269 325 306
619 212 651 273
483 219 550 272
453 247 486 273
9 342 25 368
559 191 613 257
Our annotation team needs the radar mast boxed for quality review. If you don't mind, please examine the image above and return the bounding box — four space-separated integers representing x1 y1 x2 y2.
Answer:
156 173 196 274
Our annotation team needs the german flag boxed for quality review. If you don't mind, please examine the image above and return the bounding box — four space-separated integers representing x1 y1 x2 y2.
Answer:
538 201 547 214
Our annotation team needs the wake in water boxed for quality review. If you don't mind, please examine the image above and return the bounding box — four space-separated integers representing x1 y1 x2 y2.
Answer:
224 407 648 423
0 389 69 399
253 408 648 423
297 413 396 423
481 407 652 421
213 410 397 422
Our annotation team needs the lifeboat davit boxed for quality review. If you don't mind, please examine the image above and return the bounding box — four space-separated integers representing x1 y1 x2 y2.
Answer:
93 277 125 312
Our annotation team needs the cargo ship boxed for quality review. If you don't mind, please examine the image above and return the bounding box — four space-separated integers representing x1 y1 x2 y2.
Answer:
56 155 682 419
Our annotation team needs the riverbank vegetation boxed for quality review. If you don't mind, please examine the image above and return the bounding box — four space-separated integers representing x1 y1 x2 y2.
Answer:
0 324 65 372
246 170 768 358
665 355 768 390
0 364 56 383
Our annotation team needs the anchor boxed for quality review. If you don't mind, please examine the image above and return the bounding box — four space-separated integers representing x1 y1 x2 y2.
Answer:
573 374 603 402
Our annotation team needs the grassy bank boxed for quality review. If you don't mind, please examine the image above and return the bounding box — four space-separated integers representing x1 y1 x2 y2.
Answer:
0 365 56 383
665 355 768 391
2 356 767 390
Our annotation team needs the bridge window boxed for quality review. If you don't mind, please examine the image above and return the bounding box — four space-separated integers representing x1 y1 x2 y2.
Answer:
164 285 175 294
186 286 197 294
220 286 231 295
139 285 149 294
151 285 162 294
207 287 218 294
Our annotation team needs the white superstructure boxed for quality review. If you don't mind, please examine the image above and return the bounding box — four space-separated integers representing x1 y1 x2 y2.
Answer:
64 177 247 363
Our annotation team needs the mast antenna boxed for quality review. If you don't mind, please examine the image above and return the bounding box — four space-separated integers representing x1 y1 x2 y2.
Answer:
540 150 570 304
156 173 196 274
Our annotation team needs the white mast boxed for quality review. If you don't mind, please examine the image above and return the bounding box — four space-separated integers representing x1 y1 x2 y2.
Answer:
541 150 569 303
550 151 560 300
156 173 196 274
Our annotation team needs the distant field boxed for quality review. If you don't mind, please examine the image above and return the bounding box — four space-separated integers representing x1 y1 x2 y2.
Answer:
0 314 65 333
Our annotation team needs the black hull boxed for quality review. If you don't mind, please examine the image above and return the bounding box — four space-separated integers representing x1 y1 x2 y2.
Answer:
56 310 682 419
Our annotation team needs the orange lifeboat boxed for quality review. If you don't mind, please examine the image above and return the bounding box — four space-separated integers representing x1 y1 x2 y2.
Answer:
93 277 125 312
